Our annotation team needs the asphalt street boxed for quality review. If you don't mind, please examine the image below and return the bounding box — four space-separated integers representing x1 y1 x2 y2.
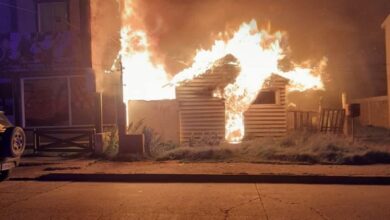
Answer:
1 159 390 219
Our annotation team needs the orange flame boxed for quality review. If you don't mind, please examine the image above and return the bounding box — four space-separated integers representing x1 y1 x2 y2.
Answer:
118 0 175 102
115 1 326 143
172 20 325 142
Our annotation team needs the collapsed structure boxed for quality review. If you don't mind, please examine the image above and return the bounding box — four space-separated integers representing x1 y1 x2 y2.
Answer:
129 54 289 145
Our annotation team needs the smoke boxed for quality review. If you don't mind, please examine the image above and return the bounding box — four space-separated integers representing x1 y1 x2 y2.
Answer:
90 0 121 93
139 0 390 98
91 0 390 98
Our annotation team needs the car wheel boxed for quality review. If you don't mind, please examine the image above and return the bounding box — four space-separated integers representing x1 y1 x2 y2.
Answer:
2 127 26 157
0 170 10 181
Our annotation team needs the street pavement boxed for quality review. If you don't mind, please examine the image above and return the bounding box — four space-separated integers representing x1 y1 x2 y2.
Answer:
1 158 390 219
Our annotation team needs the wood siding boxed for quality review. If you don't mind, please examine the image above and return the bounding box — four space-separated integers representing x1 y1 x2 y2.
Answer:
178 99 225 144
176 62 238 144
177 59 289 143
244 77 288 138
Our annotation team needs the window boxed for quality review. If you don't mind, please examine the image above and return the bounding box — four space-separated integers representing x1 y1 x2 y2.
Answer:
253 90 277 104
22 76 94 127
37 1 69 32
23 78 69 126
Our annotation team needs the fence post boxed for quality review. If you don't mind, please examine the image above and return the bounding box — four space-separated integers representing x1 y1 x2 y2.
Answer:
33 129 37 154
342 92 350 136
35 129 40 153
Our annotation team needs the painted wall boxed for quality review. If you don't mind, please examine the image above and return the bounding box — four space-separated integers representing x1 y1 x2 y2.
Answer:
128 100 180 145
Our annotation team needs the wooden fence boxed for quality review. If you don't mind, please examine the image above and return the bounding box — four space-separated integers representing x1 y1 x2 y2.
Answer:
288 109 345 134
287 110 319 131
319 109 345 134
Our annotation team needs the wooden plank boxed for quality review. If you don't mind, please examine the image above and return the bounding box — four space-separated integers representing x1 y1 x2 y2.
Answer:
244 121 286 125
246 108 285 112
180 106 225 111
245 125 287 129
244 113 286 117
247 105 285 109
246 128 287 132
179 102 223 106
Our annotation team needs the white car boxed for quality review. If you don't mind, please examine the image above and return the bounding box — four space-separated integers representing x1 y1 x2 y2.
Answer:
0 111 25 181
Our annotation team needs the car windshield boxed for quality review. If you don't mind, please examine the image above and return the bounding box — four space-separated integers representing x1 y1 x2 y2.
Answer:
0 112 12 127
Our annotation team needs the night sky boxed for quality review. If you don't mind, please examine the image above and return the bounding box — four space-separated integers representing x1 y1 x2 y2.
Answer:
127 0 390 99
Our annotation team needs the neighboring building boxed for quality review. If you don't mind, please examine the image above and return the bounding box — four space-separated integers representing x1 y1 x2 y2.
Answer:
0 0 94 127
350 15 390 129
382 14 390 128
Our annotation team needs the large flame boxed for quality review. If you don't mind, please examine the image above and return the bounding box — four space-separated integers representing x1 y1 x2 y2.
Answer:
118 0 175 101
172 21 325 143
115 0 326 143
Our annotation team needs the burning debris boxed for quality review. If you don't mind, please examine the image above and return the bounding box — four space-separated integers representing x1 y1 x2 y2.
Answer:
114 0 327 144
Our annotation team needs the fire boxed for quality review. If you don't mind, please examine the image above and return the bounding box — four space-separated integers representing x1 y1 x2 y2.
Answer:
172 20 325 143
118 0 175 101
115 1 326 143
278 59 327 92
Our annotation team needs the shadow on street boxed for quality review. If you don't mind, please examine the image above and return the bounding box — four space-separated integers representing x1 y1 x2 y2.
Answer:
10 173 390 185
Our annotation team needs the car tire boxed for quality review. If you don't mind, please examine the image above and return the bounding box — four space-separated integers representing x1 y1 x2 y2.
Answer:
0 170 10 181
2 127 26 157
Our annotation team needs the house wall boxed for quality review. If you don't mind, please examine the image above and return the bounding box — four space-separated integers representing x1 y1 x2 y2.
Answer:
15 0 36 33
177 74 288 144
175 63 237 145
128 100 180 145
0 0 92 128
382 15 390 128
0 0 82 33
90 0 121 91
0 0 12 33
176 81 225 145
351 96 389 128
244 78 288 138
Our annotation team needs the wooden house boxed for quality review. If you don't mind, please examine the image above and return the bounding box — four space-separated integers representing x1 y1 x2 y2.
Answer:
175 55 239 145
176 54 289 145
244 74 289 139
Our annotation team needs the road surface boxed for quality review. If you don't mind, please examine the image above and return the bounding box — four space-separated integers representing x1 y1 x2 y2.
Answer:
1 180 390 219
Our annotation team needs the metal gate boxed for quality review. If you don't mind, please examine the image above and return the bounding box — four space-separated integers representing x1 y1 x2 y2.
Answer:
319 109 345 134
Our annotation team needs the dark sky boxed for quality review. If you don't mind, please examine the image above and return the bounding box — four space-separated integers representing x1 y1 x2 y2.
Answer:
128 0 390 99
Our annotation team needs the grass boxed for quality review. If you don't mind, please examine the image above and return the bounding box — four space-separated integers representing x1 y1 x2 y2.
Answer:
154 130 390 165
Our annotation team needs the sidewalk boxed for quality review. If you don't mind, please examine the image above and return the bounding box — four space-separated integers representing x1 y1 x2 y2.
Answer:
81 160 390 177
11 157 390 180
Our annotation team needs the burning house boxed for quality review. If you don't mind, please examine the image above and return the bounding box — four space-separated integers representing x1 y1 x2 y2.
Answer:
128 54 290 146
175 55 289 145
120 1 325 148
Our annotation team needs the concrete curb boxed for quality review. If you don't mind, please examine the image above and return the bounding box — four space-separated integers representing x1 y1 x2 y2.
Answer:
11 173 390 185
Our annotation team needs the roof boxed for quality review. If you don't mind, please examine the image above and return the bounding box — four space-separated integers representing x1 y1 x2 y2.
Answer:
177 54 240 90
177 54 289 89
